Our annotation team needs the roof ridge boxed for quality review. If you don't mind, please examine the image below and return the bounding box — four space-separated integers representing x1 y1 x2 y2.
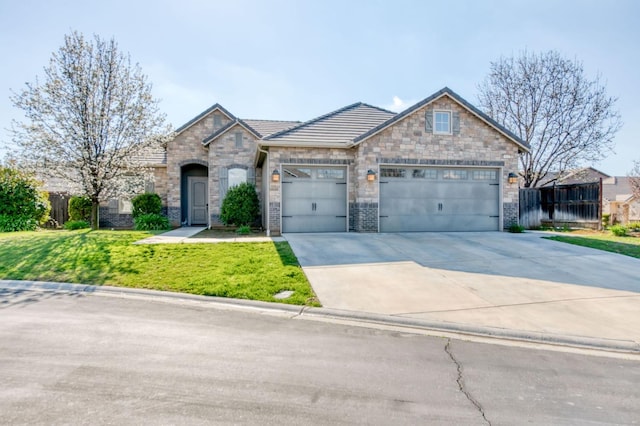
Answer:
263 102 365 140
175 103 236 134
242 118 301 123
359 102 398 115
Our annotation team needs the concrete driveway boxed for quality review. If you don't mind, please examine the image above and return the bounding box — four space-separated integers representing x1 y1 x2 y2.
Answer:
284 232 640 347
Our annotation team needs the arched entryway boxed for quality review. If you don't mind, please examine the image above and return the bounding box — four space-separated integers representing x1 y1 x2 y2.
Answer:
181 163 208 226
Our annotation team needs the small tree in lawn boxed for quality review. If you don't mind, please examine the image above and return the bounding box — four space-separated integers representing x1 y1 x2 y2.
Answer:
478 50 622 188
10 31 170 230
220 183 260 227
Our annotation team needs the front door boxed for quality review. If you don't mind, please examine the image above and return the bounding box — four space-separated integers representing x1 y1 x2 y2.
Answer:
188 177 208 226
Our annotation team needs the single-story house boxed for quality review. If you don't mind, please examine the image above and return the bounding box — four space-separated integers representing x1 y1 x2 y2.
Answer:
602 176 640 224
144 87 529 234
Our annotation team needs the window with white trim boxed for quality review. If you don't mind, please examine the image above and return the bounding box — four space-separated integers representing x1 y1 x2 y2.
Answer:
434 111 452 134
228 168 247 188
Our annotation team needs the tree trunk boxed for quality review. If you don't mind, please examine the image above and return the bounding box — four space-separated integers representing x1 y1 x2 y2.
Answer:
91 201 99 230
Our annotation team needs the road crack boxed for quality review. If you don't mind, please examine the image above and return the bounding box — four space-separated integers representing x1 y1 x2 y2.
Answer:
445 339 491 425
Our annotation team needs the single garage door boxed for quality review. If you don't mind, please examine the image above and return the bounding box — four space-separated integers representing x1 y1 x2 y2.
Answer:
281 166 347 233
379 166 500 232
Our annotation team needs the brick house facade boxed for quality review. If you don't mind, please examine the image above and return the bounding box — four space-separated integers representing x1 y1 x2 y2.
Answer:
157 87 529 235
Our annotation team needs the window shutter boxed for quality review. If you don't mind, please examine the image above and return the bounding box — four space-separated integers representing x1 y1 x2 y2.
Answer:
452 112 460 135
247 168 255 185
219 167 228 206
425 109 433 133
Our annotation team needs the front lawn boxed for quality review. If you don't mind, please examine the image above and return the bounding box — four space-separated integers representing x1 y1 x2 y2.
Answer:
0 230 318 306
544 232 640 259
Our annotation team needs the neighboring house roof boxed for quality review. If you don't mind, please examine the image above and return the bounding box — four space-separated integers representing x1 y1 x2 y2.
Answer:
353 87 530 152
261 103 396 147
603 176 636 201
174 103 236 135
540 167 610 187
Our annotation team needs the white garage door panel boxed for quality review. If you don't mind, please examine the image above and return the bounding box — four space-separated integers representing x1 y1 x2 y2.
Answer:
380 167 500 232
282 167 347 233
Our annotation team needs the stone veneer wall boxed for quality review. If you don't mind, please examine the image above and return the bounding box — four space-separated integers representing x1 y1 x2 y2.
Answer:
166 111 232 226
355 95 521 229
207 127 260 226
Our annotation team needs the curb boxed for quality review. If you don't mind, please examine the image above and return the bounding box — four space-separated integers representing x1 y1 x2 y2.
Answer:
2 280 639 354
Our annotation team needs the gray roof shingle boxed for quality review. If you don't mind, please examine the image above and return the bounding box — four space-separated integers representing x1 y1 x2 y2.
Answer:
261 103 396 147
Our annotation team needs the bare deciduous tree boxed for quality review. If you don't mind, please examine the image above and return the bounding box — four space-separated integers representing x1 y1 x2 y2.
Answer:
478 50 622 188
10 31 170 229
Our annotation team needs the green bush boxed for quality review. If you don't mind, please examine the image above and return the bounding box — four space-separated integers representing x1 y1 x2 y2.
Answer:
0 214 38 232
220 182 260 226
508 224 525 233
236 225 251 235
628 222 640 231
132 193 162 218
134 213 170 230
601 213 611 228
0 166 50 231
64 220 90 230
610 224 628 237
68 196 92 221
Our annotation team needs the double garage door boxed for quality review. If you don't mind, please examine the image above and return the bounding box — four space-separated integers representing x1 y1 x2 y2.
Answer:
379 166 501 232
280 165 500 233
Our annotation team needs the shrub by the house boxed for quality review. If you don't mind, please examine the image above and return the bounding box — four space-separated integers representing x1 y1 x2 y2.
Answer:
132 193 162 217
131 193 169 230
0 166 50 231
220 182 260 227
68 195 92 221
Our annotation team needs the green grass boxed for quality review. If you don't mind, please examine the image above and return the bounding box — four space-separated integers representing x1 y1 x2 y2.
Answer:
0 230 319 306
544 233 640 259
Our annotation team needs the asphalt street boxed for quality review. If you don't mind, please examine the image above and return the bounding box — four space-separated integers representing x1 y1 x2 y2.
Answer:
1 287 638 425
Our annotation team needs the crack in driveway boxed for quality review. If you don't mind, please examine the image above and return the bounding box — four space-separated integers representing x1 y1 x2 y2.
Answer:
445 339 491 425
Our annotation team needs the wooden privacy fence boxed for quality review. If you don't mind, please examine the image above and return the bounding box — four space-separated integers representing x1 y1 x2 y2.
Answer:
519 181 602 229
45 192 69 228
519 188 541 229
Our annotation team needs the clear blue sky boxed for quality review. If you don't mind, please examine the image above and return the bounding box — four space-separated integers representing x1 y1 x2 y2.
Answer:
1 0 638 175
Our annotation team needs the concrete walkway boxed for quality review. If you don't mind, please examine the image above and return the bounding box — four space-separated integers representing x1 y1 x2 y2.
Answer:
284 232 640 352
133 227 285 244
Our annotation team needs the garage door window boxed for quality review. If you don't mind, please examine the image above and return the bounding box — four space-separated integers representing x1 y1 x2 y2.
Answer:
317 169 345 179
284 167 311 178
381 168 407 178
472 170 497 180
443 170 468 180
412 169 438 179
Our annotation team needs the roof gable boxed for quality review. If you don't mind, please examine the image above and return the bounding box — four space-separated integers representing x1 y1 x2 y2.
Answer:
202 119 261 145
353 87 530 152
261 102 396 147
174 103 235 135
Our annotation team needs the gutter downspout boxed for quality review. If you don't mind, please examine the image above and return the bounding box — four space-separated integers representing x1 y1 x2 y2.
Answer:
257 146 270 237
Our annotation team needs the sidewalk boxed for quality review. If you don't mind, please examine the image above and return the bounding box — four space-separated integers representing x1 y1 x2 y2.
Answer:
133 227 285 244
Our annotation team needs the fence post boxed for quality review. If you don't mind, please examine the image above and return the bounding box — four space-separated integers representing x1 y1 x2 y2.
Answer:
598 177 603 231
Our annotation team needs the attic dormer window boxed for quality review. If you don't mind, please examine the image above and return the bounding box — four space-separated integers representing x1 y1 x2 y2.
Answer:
434 111 451 134
213 114 222 129
235 132 243 148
